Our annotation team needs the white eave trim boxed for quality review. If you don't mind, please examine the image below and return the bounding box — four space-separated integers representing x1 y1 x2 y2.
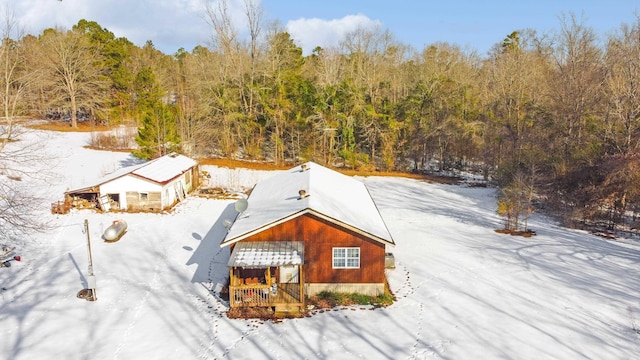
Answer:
220 208 395 248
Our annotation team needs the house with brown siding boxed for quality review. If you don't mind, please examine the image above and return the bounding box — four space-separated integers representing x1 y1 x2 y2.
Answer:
220 162 394 314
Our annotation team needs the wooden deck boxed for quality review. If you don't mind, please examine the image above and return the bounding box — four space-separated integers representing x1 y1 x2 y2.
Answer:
228 263 305 311
230 283 302 308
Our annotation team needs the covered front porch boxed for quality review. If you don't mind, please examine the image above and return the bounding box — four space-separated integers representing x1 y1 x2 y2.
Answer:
228 241 304 313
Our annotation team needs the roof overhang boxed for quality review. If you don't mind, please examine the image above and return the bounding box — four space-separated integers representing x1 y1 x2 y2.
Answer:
228 241 304 268
221 209 395 248
65 186 100 196
65 153 197 195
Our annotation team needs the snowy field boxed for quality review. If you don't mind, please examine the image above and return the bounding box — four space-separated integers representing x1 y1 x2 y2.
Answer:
1 129 639 360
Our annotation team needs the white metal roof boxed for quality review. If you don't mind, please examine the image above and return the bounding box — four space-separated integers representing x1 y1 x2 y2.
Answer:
227 241 304 268
221 162 394 247
131 153 197 184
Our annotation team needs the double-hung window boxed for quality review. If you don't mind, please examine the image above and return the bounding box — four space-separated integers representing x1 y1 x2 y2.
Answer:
332 247 360 269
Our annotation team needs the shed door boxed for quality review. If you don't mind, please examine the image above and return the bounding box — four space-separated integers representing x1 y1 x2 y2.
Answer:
99 194 111 211
279 265 299 283
174 181 185 201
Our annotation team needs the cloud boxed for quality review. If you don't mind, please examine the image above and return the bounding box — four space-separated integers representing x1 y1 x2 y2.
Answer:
7 0 380 55
286 14 381 55
9 0 211 53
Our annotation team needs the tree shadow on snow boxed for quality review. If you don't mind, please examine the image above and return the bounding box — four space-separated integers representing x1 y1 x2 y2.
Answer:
0 254 82 360
118 154 146 168
365 177 502 230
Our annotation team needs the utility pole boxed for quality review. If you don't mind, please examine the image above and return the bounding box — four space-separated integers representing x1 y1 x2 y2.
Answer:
84 219 97 301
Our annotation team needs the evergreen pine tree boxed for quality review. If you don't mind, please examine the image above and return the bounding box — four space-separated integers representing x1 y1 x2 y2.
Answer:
132 67 180 160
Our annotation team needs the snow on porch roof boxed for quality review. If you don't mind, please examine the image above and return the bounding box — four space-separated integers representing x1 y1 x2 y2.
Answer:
228 241 304 268
221 162 395 247
66 153 197 194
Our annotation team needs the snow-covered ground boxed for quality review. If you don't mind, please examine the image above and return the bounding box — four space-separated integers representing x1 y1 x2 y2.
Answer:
1 129 639 360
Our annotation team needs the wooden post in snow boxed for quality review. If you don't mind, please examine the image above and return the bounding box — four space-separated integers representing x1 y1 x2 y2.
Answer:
84 219 97 301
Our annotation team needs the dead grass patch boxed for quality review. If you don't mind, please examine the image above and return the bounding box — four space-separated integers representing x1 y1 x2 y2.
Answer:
199 158 455 183
28 121 111 132
197 158 291 170
195 187 248 199
83 146 133 153
495 229 536 237
28 122 460 184
226 307 281 321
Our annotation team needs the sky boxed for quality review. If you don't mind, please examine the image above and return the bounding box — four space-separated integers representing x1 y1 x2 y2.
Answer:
6 0 639 56
0 127 639 359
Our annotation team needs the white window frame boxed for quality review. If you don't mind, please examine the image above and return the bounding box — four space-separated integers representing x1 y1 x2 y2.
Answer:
332 247 360 269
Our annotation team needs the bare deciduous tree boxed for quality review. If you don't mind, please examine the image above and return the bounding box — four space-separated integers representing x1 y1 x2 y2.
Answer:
244 0 264 118
548 13 606 175
38 27 108 128
604 17 640 155
0 9 53 240
0 8 32 150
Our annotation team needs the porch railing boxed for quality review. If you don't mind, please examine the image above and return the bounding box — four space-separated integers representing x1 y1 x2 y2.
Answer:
230 283 301 308
232 285 271 306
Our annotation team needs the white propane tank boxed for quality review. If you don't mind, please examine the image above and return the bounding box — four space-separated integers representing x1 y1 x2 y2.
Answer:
103 220 128 242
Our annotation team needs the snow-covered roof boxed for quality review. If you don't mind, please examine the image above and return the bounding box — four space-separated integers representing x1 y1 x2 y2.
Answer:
227 241 304 268
131 153 197 184
221 162 394 247
66 153 197 194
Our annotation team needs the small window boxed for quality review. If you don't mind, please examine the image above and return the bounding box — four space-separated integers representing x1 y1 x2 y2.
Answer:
140 192 148 201
333 247 360 269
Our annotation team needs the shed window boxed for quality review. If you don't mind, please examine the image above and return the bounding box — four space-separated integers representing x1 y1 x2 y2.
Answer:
140 192 148 201
332 247 360 269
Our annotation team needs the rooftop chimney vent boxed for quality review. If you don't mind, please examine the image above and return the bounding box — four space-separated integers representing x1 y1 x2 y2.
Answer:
298 189 309 199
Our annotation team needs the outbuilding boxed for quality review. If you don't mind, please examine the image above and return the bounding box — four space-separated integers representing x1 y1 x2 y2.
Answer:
64 153 199 212
220 162 394 314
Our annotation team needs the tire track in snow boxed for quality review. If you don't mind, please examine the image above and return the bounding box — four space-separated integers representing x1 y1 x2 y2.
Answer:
110 221 171 360
219 322 261 358
112 260 161 359
336 325 366 358
251 321 286 359
410 340 451 359
102 274 128 313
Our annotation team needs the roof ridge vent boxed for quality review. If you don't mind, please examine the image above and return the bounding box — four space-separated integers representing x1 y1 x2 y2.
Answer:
300 163 310 171
298 189 309 199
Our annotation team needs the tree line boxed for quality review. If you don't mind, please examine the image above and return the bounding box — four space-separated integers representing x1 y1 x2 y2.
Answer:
2 1 640 233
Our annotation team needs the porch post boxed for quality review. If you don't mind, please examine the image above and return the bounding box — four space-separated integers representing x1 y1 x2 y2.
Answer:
299 265 304 305
229 267 234 307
